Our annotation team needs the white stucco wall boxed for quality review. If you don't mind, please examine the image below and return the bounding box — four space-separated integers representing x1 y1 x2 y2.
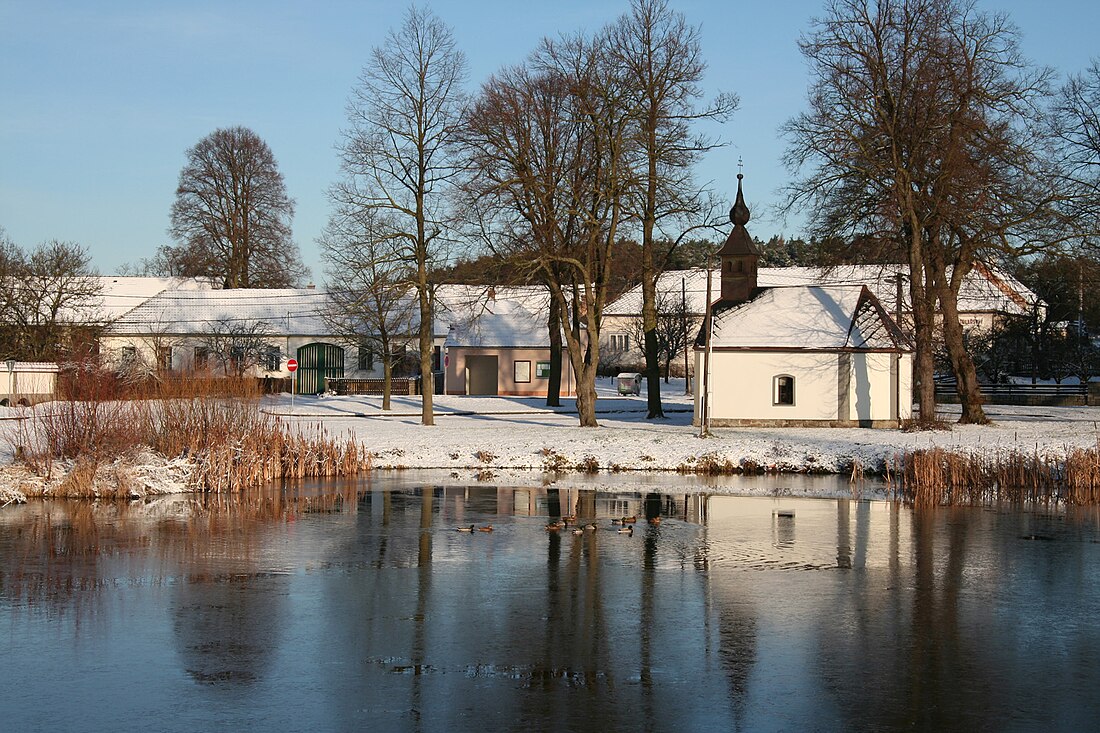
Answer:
847 352 905 422
1 363 59 404
694 349 911 425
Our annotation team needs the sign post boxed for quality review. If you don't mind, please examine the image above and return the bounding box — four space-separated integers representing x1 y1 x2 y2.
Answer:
287 358 298 414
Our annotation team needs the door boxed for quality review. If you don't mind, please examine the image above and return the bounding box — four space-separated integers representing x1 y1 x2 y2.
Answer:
296 342 345 395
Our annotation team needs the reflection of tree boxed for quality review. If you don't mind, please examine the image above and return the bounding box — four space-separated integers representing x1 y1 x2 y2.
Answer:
716 602 757 727
172 574 283 684
164 500 290 687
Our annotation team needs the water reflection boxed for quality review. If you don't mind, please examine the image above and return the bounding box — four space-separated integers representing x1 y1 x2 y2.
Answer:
2 480 1100 732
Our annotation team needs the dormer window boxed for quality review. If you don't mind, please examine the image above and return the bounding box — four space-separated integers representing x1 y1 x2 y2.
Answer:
773 375 795 406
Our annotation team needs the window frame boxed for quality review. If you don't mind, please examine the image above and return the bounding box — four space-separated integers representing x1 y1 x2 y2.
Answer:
773 374 795 406
514 360 531 384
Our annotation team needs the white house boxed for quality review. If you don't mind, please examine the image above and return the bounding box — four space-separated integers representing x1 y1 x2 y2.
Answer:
97 280 572 396
694 175 912 428
103 286 358 392
605 254 1040 372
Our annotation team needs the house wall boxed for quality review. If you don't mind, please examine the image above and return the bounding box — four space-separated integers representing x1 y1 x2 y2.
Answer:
693 349 909 427
0 363 59 405
100 334 371 379
445 347 576 397
845 352 911 423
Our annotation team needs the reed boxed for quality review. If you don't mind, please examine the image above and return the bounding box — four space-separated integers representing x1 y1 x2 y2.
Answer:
890 446 1100 507
11 366 373 496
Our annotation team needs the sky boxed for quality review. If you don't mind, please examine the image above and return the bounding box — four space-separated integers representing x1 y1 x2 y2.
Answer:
2 0 1098 282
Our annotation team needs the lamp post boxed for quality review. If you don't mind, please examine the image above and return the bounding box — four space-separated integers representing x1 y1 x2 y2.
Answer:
5 359 15 404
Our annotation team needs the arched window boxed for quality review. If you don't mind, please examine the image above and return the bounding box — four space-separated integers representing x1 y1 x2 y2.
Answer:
773 375 795 406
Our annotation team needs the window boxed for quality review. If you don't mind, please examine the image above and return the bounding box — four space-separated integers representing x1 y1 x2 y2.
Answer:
263 346 280 372
120 345 137 363
358 341 374 371
194 346 210 370
773 375 795 406
157 346 173 371
229 346 244 374
535 361 551 378
610 333 630 352
514 360 531 383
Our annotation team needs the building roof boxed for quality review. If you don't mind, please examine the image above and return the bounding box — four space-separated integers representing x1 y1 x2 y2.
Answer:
109 288 332 336
606 264 1041 320
705 285 909 351
439 285 554 348
92 276 216 320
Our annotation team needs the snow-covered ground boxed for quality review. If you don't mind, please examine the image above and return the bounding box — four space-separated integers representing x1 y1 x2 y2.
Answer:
3 378 1097 503
266 378 1100 474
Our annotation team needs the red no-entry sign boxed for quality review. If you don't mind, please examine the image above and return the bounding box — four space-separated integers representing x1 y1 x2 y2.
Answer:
287 358 298 373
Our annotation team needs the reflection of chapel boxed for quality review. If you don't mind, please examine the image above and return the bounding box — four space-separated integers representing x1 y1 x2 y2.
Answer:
694 173 913 428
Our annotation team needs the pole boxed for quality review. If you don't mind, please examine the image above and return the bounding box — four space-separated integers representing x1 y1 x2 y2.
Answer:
291 365 296 415
682 276 691 395
700 267 714 438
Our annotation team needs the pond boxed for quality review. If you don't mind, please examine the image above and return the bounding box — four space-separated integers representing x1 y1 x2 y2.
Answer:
2 473 1100 732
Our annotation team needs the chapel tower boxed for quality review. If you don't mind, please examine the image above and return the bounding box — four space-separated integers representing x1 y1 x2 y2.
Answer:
717 171 760 303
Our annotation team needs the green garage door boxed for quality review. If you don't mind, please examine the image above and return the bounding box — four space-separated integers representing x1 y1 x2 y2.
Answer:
296 342 345 395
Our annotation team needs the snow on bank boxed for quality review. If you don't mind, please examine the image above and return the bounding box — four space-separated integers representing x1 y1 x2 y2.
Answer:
269 379 1100 475
0 449 193 503
3 379 1097 501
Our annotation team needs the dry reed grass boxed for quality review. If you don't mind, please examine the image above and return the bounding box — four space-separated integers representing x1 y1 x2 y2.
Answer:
889 446 1100 507
10 367 372 496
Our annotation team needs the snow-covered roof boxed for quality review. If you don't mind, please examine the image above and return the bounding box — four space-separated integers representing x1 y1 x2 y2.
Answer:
440 286 554 348
606 264 1040 319
109 288 333 336
707 285 908 351
92 276 216 321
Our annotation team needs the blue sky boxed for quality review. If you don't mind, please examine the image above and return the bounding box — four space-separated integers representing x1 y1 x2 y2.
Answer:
1 0 1097 280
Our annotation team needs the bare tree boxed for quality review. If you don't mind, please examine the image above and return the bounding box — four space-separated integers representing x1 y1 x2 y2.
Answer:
626 288 699 382
196 319 278 377
169 126 307 289
1051 60 1100 244
319 201 416 410
609 0 737 419
784 0 1060 425
0 237 104 361
461 32 632 427
337 6 467 426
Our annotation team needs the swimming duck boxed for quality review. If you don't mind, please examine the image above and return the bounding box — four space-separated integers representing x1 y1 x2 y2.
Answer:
612 517 624 525
623 515 637 524
478 525 494 533
546 520 565 531
457 525 475 533
572 528 584 535
584 523 598 531
648 516 662 525
617 526 634 535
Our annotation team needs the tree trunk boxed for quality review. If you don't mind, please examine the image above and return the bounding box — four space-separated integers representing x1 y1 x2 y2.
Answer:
417 270 434 426
909 256 938 425
574 363 599 427
381 343 392 412
641 242 664 419
933 267 988 424
546 295 562 407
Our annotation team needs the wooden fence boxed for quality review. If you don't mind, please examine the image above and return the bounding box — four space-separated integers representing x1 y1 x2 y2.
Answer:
328 377 420 396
